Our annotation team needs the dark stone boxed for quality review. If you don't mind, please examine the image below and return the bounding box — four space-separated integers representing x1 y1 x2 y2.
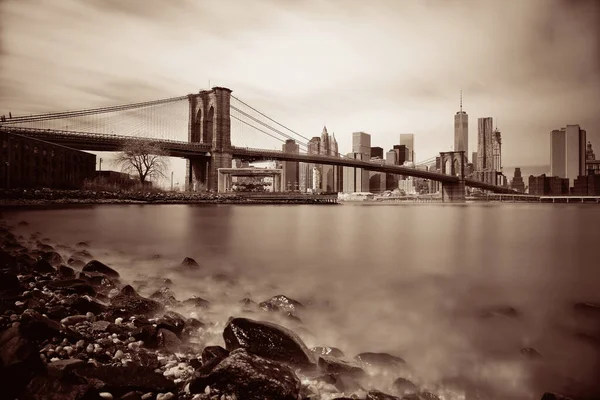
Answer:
479 305 520 318
180 257 200 269
46 305 70 321
259 294 304 316
47 358 86 379
354 352 406 370
82 260 120 278
91 321 112 333
156 311 186 336
37 243 55 252
72 295 108 315
540 393 577 400
76 241 90 248
157 328 181 352
186 318 206 329
17 220 29 226
132 325 159 348
223 317 315 367
75 364 176 398
196 345 230 374
0 271 21 292
0 324 47 398
42 251 64 267
318 355 366 378
419 393 441 400
22 375 100 400
311 346 345 358
32 259 55 274
57 265 76 279
189 348 301 400
67 258 85 269
521 347 543 359
183 295 210 308
366 390 400 400
19 309 62 341
392 377 418 397
120 391 144 400
46 279 96 296
110 285 163 317
129 349 160 369
150 287 178 306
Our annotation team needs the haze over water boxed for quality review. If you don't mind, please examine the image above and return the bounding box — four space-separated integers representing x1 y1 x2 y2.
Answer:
2 203 600 399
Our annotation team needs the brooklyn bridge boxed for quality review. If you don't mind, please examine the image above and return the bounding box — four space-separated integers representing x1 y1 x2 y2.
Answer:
0 87 516 201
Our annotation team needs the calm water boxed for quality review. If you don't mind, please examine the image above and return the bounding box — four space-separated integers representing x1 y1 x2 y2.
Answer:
2 203 600 399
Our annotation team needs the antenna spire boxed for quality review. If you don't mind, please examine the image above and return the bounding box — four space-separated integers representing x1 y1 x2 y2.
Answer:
460 90 463 112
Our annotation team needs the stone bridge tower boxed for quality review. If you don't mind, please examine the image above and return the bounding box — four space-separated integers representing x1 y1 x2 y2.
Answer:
439 150 466 202
186 87 232 191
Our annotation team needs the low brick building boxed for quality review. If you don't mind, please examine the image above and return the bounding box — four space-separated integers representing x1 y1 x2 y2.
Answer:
528 174 569 196
572 174 600 196
0 131 96 189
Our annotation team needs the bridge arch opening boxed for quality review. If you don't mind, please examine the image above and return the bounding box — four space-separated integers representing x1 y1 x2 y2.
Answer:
444 159 451 175
453 158 460 177
192 108 202 143
203 105 214 145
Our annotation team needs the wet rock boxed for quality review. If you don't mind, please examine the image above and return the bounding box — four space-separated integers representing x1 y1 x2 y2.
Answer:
196 345 230 374
157 311 186 336
367 390 400 399
392 378 418 397
223 317 315 367
37 243 55 252
76 241 90 248
47 279 96 296
180 257 200 269
82 260 120 278
186 318 205 329
110 285 163 317
67 258 85 269
0 324 46 398
479 305 520 318
157 328 181 352
311 346 345 358
0 271 21 292
76 365 176 398
521 347 543 359
132 325 159 348
61 315 89 326
57 265 76 279
182 295 210 308
22 375 100 400
150 287 178 306
354 352 406 370
189 348 301 399
47 358 86 379
318 355 366 378
42 251 64 267
418 393 441 400
19 309 62 341
72 295 109 315
32 259 55 274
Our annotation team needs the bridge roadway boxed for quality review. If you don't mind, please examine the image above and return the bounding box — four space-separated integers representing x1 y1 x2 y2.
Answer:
0 126 515 194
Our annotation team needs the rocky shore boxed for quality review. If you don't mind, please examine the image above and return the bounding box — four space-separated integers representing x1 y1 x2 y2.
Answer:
0 221 591 400
0 189 338 206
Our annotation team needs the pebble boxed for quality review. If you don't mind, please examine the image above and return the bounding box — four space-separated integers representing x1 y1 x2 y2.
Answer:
99 393 113 400
14 301 25 307
156 393 174 400
86 312 95 321
86 344 94 354
9 314 19 322
76 340 86 349
114 350 125 360
141 393 153 400
115 317 123 325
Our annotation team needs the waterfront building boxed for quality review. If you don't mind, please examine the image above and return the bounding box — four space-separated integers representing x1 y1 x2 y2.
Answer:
528 174 569 196
399 134 415 162
550 125 587 187
281 139 300 191
510 167 525 193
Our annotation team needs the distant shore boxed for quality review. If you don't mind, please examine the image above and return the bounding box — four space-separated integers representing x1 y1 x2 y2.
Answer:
0 189 339 206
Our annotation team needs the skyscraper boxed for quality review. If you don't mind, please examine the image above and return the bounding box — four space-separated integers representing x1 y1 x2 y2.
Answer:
492 128 502 172
352 132 371 157
454 91 468 155
550 124 587 187
399 134 415 162
511 167 525 193
281 139 299 191
475 117 496 184
343 132 371 192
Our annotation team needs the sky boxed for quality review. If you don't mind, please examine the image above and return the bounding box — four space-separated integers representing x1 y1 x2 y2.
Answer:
1 0 599 186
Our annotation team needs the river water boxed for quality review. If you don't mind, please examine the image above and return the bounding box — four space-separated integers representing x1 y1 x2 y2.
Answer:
2 203 600 399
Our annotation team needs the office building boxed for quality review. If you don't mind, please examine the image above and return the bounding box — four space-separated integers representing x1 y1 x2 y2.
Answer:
586 141 595 161
471 151 477 166
371 147 384 159
550 125 587 187
528 174 569 196
281 139 300 191
369 159 386 193
399 134 415 162
573 174 600 195
352 132 371 158
454 91 468 154
393 145 410 166
492 129 502 172
343 152 370 192
510 167 525 193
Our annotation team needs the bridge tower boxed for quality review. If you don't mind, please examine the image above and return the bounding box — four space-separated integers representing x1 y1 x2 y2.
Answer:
439 151 466 202
186 87 232 191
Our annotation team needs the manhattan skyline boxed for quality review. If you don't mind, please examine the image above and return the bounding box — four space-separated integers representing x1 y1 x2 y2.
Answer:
0 0 599 185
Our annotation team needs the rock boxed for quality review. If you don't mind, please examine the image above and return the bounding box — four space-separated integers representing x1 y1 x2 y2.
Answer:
0 324 46 398
189 348 301 399
367 390 400 400
180 257 200 269
32 259 55 274
354 352 406 370
60 315 89 326
150 287 178 306
521 347 543 359
311 346 345 358
392 378 418 397
67 258 85 269
76 241 90 248
47 279 96 296
223 317 315 367
196 345 230 374
19 309 62 341
182 296 210 308
541 393 577 400
318 355 366 378
157 311 186 336
22 375 101 400
259 294 304 316
132 325 159 348
72 295 109 315
82 260 120 278
76 365 176 398
120 391 144 400
42 251 64 267
479 305 520 318
110 285 163 317
47 358 86 379
57 265 76 279
0 271 21 292
157 328 181 352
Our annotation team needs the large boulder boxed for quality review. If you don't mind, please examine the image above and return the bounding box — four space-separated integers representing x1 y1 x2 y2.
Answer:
19 309 62 342
46 279 96 296
355 352 406 370
82 260 120 278
110 285 164 317
223 317 314 367
311 346 345 358
22 375 100 400
259 294 304 316
317 355 366 378
189 348 301 400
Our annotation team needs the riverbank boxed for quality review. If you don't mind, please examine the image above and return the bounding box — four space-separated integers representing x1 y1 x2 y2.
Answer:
0 189 338 206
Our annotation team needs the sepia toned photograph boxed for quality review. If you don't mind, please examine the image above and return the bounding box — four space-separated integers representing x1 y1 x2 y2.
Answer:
1 0 599 399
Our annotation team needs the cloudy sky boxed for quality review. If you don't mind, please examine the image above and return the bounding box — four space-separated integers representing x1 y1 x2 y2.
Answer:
1 0 599 184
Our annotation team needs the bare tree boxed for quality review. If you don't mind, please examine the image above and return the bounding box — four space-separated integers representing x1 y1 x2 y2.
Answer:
114 139 169 185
